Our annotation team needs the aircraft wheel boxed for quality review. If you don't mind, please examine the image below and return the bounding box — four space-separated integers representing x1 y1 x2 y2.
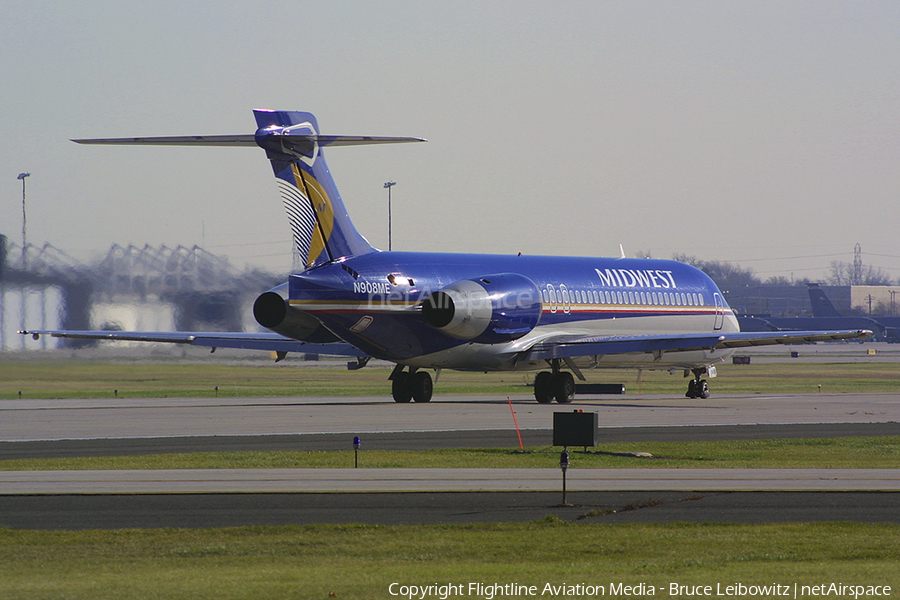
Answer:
410 371 433 403
685 379 698 399
698 379 710 399
534 371 554 404
552 372 575 404
391 372 412 403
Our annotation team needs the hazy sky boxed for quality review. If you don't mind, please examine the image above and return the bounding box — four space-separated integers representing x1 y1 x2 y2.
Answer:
3 1 899 281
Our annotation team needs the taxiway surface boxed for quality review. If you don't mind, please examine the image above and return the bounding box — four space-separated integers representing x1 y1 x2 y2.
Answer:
4 392 899 441
1 391 897 528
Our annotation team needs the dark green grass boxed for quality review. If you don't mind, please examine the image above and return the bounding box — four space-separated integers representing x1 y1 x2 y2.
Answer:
3 356 900 399
1 523 898 600
3 356 898 599
2 437 899 471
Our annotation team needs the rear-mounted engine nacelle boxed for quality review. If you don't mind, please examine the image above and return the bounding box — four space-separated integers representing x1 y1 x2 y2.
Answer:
253 290 340 343
420 273 543 344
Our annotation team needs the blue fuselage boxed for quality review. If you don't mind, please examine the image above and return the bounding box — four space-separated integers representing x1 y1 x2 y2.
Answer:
288 251 738 371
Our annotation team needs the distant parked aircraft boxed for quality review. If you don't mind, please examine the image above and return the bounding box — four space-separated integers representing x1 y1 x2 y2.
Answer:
807 283 843 318
738 284 883 340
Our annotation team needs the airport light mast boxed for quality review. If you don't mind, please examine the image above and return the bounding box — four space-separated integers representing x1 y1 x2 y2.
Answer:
17 172 30 269
384 181 396 251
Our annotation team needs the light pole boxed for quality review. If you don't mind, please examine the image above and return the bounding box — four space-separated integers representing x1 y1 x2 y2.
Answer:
17 172 30 269
384 181 396 251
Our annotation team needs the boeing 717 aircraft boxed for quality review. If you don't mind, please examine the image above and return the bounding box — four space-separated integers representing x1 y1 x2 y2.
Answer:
22 110 870 403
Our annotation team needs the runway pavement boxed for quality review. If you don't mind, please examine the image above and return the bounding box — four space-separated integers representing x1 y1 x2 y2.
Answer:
0 391 898 528
4 467 900 494
3 392 899 441
3 492 899 529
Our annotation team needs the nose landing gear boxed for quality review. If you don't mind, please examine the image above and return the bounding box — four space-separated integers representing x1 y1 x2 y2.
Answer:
685 367 711 399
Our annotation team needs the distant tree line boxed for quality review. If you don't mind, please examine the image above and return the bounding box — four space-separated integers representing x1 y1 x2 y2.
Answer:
826 260 893 286
636 252 896 289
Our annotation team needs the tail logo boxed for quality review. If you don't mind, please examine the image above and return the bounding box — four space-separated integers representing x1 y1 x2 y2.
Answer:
277 164 335 268
256 109 389 269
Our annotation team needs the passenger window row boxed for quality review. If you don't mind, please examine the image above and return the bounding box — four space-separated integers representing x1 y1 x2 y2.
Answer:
541 287 705 308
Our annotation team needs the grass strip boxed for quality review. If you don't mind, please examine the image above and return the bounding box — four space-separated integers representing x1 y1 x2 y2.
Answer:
3 437 899 470
1 522 898 600
4 358 900 399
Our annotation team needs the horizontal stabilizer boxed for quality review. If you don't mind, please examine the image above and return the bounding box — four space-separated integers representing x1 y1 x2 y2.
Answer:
72 109 426 272
72 135 426 147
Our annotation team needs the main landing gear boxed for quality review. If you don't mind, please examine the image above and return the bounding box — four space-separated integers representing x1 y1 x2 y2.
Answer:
390 365 433 403
685 367 711 399
533 360 575 404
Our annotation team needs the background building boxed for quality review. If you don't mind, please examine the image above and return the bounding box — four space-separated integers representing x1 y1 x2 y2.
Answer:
0 235 280 351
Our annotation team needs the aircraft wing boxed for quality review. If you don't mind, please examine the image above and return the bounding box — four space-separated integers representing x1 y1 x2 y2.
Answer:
520 329 872 361
19 329 368 357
